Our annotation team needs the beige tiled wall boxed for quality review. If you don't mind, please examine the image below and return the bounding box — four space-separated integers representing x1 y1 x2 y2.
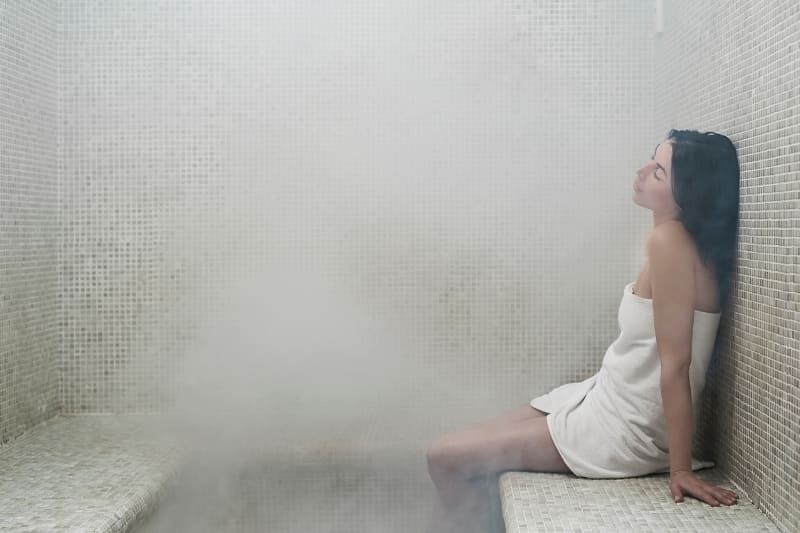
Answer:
2 1 796 531
654 2 799 531
0 1 60 443
55 0 655 426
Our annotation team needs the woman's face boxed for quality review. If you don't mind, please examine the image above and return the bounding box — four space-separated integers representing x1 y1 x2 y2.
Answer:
633 140 681 215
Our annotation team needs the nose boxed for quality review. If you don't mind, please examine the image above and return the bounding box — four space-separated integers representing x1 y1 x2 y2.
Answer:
636 161 655 180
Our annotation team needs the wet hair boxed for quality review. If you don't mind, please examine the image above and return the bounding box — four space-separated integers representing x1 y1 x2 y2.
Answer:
665 129 740 317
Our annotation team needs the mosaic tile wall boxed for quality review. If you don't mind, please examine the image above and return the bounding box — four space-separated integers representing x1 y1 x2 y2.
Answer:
0 1 61 444
2 0 795 529
654 2 800 532
58 0 655 423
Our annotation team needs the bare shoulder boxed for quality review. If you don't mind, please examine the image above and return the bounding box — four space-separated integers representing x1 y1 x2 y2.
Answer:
642 221 719 313
645 222 695 288
646 221 695 256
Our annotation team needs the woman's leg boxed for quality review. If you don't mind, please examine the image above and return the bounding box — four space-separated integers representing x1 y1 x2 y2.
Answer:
425 404 569 532
427 474 492 533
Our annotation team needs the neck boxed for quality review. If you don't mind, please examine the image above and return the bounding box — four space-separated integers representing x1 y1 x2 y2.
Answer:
653 210 681 228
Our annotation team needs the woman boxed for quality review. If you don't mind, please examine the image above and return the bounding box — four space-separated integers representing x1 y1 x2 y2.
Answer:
425 130 741 533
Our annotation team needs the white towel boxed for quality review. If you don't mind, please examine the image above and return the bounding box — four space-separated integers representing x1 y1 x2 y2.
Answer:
531 281 721 479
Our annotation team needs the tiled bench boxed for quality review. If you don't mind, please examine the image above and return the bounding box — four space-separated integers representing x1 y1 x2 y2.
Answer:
0 412 437 533
6 415 780 532
499 468 781 532
0 414 185 533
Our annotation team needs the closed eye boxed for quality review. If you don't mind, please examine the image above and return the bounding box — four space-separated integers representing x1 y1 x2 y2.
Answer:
650 154 663 179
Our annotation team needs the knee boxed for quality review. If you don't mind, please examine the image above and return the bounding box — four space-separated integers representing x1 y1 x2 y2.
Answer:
426 437 458 479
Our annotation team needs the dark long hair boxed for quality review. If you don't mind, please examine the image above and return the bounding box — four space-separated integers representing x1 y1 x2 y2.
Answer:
666 129 740 318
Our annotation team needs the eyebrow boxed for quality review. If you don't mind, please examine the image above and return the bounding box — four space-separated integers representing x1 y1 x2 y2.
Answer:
652 144 666 175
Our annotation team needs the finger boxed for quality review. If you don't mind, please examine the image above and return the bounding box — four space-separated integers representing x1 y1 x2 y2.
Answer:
703 492 721 506
712 490 732 505
717 488 735 498
669 482 683 502
712 486 737 501
690 485 720 506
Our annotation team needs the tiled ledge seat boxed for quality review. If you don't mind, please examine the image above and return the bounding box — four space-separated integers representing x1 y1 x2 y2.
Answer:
0 414 437 532
500 469 781 532
0 414 185 533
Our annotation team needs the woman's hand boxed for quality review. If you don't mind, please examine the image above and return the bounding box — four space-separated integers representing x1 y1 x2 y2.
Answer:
669 470 738 506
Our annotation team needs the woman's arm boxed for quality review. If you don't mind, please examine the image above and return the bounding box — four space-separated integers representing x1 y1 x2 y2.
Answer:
647 224 695 472
647 224 737 506
660 366 693 473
